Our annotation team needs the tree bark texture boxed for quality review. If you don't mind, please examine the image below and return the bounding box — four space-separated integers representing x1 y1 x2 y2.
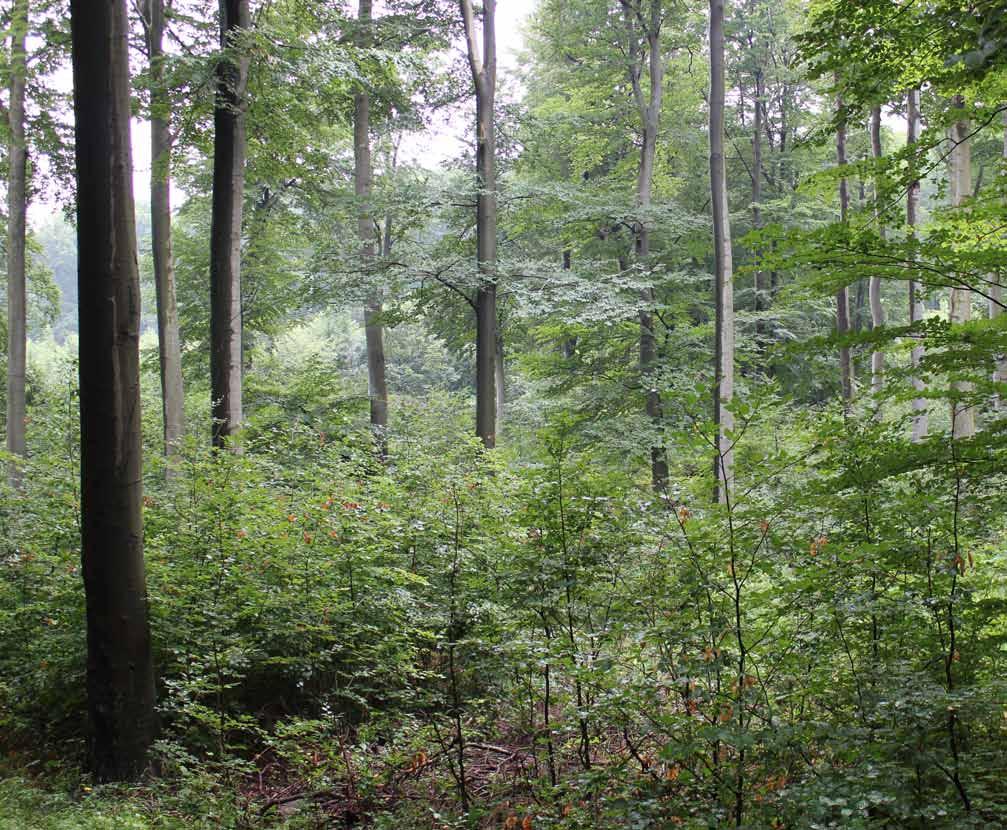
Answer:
70 0 156 780
949 95 974 439
355 0 389 457
835 97 854 406
5 0 27 489
461 0 497 448
146 0 186 470
993 110 1007 412
907 89 928 441
210 0 249 449
710 0 735 503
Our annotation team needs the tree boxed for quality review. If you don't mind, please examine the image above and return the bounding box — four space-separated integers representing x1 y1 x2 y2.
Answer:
949 94 974 439
835 95 854 405
619 0 669 491
868 105 885 398
710 0 734 502
906 88 928 440
354 0 389 457
460 0 497 449
70 0 156 780
210 0 250 449
142 0 186 470
5 0 27 489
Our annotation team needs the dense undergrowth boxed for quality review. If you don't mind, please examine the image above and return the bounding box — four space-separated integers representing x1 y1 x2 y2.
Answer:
2 338 1006 829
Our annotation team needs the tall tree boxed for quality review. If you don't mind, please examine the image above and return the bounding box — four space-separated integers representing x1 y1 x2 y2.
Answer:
620 0 669 491
710 0 734 503
868 105 885 398
907 88 928 440
144 0 185 469
70 0 156 779
993 111 1007 412
5 0 28 489
835 95 854 405
210 0 250 449
948 94 974 438
354 0 389 457
460 0 497 449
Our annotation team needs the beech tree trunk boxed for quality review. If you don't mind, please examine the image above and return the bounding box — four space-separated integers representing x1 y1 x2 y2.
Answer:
354 0 389 457
753 68 766 331
210 0 249 449
949 95 974 438
993 110 1007 412
461 0 497 448
622 0 669 492
710 0 734 504
146 0 185 470
835 97 854 405
5 0 27 489
70 0 156 780
868 106 885 398
907 89 928 440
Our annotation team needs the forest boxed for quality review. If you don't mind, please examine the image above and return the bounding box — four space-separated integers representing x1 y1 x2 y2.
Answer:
1 0 1006 827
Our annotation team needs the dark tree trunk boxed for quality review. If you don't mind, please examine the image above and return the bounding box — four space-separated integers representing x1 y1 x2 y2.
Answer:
355 0 389 457
461 0 497 448
70 0 156 780
710 0 734 504
210 0 249 449
6 0 27 489
145 0 185 470
835 97 854 405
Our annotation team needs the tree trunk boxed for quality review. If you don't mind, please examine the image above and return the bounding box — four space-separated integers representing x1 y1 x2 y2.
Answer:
993 110 1007 412
710 0 734 504
949 95 974 438
753 68 765 331
907 89 928 440
70 0 156 780
355 0 389 458
5 0 28 489
623 0 668 491
146 0 185 472
209 0 249 449
835 96 854 405
868 106 885 399
461 0 497 449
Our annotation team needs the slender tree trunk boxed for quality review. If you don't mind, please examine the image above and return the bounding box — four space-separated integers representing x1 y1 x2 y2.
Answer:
495 332 505 425
907 89 928 440
835 96 854 405
354 0 389 457
209 0 249 449
753 69 765 330
461 0 497 449
146 0 185 471
949 95 974 438
992 110 1007 412
5 0 28 489
70 0 156 780
710 0 734 504
622 0 668 491
869 106 885 399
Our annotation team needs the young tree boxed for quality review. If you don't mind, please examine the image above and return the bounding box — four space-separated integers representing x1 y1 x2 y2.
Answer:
5 0 28 489
460 0 497 449
354 0 389 456
210 0 250 448
143 0 185 469
710 0 734 502
70 0 156 780
619 0 669 491
907 88 928 439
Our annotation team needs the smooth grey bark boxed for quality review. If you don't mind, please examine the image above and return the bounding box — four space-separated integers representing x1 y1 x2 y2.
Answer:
992 110 1007 412
752 68 766 329
710 0 734 504
70 0 156 780
835 97 854 405
354 0 389 458
621 0 669 491
5 0 27 489
869 106 885 399
209 0 249 449
949 95 974 438
907 89 928 441
145 0 185 471
460 0 497 448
